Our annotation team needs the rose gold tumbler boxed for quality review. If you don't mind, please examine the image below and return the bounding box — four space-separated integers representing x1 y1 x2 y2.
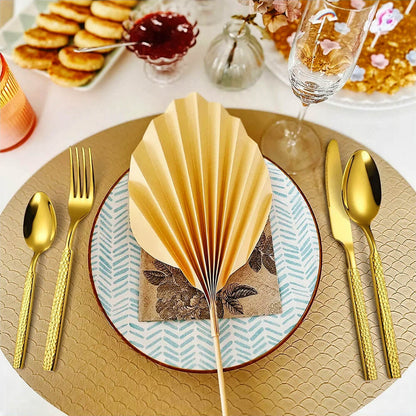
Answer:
0 53 36 152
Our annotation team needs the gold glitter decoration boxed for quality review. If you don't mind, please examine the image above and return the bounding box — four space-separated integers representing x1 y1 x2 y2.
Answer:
270 0 416 94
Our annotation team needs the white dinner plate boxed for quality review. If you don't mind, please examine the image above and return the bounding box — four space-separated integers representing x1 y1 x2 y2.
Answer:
88 159 322 372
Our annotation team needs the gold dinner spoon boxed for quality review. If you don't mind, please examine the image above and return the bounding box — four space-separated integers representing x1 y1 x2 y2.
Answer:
342 150 401 378
13 192 57 369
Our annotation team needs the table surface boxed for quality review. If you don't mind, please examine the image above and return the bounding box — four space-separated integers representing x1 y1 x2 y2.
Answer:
1 1 415 415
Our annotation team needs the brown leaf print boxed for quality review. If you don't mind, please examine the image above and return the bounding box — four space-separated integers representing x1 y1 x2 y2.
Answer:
145 261 226 320
145 255 260 320
224 283 257 299
223 297 243 315
221 283 257 315
248 231 277 275
154 259 174 275
263 235 274 256
249 248 262 272
262 254 277 275
257 231 267 251
144 270 166 286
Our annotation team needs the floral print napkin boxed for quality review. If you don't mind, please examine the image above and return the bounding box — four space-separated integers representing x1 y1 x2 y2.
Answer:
138 220 282 321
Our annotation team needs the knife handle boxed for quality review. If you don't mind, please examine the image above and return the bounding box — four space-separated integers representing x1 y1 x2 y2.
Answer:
347 267 377 380
369 248 401 378
43 247 73 371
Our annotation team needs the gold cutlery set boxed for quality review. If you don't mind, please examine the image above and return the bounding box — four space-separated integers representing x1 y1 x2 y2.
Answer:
325 140 400 380
12 139 400 383
13 147 95 371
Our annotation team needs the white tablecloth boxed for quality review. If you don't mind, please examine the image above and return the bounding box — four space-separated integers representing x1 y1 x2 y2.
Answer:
1 1 415 415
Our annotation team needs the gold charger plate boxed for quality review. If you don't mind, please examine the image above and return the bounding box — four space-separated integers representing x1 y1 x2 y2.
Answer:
1 109 415 416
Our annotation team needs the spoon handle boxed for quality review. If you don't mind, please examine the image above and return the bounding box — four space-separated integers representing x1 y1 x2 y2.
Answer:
347 267 377 380
74 41 138 53
370 248 401 378
13 255 38 369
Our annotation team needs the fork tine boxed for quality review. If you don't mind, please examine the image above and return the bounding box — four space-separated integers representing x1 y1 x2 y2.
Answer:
75 147 81 197
81 147 87 198
69 147 75 198
88 148 95 199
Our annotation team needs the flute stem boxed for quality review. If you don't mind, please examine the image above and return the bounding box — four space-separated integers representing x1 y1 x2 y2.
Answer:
292 103 310 142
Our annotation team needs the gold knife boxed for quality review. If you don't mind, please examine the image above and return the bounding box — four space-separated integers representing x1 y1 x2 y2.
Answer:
325 139 377 380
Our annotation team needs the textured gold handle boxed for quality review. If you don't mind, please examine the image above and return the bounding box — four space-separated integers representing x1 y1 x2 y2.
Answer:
370 249 401 378
13 260 37 369
43 247 72 371
347 267 377 380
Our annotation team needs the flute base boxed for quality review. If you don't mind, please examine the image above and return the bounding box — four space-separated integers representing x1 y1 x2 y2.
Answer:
261 119 322 175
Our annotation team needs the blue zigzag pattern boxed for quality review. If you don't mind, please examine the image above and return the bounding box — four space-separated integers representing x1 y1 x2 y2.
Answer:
90 160 320 370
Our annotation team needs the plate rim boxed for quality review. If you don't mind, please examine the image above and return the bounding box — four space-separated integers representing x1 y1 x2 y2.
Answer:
87 157 323 373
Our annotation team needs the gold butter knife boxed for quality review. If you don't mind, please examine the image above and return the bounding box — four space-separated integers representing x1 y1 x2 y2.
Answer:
325 140 377 380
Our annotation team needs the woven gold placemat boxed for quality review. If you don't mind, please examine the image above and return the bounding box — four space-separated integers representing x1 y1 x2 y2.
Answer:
1 109 415 416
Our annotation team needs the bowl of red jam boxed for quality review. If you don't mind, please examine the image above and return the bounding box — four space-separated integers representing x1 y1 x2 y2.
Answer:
123 7 199 83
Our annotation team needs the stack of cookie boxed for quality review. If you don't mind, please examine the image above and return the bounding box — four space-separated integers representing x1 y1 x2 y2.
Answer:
13 0 138 87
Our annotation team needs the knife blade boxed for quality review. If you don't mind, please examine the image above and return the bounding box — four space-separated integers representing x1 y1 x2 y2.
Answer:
325 139 377 380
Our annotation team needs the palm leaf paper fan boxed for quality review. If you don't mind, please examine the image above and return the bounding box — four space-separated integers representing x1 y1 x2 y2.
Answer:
129 92 272 415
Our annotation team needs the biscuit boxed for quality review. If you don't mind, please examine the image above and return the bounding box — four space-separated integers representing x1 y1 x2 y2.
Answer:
13 44 58 69
90 1 131 22
48 57 95 87
61 0 92 5
24 27 69 49
59 46 105 71
85 16 123 40
110 0 138 7
36 13 80 35
73 30 115 53
48 1 91 23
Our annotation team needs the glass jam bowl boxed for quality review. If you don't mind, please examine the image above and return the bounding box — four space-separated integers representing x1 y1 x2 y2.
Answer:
123 4 199 84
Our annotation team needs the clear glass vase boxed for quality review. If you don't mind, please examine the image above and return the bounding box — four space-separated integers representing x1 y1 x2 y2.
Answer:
204 20 264 91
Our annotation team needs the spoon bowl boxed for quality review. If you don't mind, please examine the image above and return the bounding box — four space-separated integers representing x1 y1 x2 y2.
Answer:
342 150 381 228
23 191 57 254
13 191 56 369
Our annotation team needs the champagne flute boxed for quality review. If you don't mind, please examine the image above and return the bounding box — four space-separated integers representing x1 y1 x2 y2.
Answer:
261 0 379 175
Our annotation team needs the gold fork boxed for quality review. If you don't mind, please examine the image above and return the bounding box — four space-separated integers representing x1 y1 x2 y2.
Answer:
43 147 95 371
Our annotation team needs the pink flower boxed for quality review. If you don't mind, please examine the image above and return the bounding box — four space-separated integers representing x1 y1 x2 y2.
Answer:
272 0 302 21
287 31 296 46
251 0 274 14
350 0 365 10
320 39 341 55
371 53 389 69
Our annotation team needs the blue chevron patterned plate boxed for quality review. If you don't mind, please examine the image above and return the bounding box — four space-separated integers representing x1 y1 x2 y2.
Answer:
89 159 321 372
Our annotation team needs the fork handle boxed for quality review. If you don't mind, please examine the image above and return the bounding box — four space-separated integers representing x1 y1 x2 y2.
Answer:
43 247 72 371
370 248 401 378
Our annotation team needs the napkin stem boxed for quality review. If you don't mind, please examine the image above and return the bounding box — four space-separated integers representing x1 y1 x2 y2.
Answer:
210 301 229 416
